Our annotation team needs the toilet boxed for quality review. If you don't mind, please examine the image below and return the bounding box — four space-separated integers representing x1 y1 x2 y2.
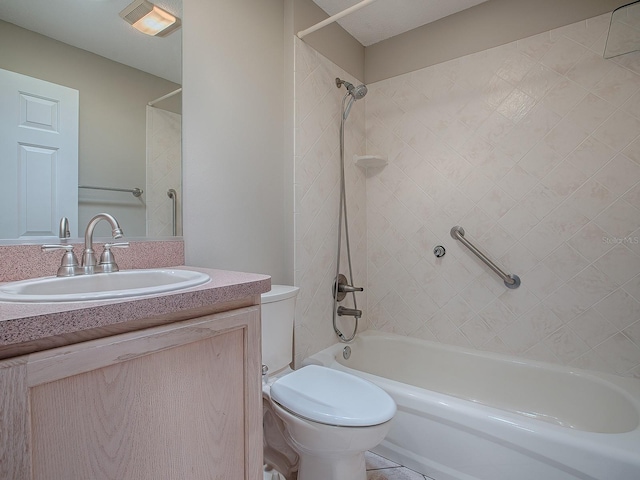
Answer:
261 285 396 480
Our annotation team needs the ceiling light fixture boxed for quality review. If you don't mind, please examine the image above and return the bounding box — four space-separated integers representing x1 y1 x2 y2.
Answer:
119 0 181 37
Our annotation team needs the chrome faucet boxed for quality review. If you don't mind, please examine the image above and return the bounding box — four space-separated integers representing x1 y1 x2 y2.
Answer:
81 213 124 273
59 217 70 239
42 213 128 276
333 274 364 301
337 306 362 318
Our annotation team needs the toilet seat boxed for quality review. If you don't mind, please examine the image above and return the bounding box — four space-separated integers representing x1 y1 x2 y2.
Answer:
270 365 396 427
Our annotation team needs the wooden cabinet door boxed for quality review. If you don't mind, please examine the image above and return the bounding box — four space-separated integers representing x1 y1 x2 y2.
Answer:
0 306 262 480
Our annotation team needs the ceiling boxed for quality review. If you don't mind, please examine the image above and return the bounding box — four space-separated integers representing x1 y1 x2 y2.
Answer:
0 0 182 84
311 0 490 46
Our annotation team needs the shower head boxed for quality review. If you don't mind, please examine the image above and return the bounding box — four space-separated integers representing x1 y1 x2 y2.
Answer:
350 83 368 100
336 77 367 119
336 77 367 99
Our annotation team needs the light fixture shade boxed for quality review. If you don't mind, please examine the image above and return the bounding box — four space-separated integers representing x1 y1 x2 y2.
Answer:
119 0 181 37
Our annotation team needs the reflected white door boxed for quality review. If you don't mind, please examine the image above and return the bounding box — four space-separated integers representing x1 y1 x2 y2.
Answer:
0 68 79 238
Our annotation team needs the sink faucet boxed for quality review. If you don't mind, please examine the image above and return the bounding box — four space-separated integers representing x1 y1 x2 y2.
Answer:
82 213 124 273
42 213 127 276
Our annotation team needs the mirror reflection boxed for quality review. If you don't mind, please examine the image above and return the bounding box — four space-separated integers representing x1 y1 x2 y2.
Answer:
0 0 182 240
605 0 640 58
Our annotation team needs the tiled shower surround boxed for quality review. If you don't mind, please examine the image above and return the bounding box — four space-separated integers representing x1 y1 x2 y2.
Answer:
146 106 182 237
293 38 368 366
294 14 640 376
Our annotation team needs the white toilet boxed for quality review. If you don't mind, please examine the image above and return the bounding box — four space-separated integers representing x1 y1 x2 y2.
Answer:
261 285 396 480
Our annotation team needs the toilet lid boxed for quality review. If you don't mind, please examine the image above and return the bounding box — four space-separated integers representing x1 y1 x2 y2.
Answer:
270 365 396 427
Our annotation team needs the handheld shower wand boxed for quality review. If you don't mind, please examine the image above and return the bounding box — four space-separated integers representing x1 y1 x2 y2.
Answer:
336 77 368 120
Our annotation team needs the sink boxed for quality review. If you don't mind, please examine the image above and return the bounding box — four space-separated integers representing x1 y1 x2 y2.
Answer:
0 269 211 303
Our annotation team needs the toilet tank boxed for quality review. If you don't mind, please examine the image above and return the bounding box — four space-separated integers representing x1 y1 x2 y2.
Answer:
261 285 300 374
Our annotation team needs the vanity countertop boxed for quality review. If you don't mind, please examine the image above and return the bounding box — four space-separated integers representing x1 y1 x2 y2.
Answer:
0 266 271 360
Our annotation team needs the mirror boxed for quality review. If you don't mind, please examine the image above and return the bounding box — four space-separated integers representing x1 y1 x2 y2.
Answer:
0 0 182 240
605 0 640 58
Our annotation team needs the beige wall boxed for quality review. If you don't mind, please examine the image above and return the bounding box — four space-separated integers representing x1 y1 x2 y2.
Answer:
365 0 630 83
292 0 365 82
183 0 290 283
0 20 180 238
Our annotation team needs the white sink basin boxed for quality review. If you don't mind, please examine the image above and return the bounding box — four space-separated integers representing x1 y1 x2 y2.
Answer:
0 269 211 303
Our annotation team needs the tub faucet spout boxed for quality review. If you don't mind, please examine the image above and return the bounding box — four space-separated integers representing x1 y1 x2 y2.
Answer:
337 306 362 318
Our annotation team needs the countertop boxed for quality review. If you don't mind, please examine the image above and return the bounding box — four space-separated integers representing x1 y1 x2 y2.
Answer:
0 266 271 360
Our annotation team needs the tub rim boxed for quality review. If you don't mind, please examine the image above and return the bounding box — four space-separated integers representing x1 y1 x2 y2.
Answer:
304 330 640 468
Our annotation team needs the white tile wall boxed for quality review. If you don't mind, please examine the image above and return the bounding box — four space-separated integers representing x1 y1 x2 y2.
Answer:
146 106 182 236
293 38 367 367
365 14 640 377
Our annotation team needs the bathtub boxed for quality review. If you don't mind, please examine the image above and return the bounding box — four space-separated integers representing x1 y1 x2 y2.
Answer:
305 331 640 480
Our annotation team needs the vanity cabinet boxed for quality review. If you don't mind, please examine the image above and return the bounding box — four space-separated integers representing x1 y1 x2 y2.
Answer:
0 305 262 480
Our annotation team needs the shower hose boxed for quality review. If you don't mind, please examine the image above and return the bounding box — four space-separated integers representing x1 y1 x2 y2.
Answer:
332 93 360 342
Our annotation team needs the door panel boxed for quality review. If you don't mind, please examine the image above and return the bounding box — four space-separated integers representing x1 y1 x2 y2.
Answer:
0 68 79 238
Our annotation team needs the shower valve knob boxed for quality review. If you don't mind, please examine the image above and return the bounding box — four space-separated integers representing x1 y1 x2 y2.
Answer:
333 274 363 302
434 245 446 258
338 284 364 293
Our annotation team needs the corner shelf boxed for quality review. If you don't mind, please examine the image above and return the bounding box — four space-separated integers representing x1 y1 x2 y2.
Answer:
354 155 388 169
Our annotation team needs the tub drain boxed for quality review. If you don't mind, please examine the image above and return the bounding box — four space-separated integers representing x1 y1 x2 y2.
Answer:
343 346 351 360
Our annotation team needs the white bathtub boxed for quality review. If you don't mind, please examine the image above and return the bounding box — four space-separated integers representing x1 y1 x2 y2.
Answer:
305 331 640 480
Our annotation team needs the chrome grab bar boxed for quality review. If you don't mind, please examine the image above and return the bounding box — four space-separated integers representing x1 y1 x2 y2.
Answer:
167 189 177 236
450 226 521 289
79 185 143 197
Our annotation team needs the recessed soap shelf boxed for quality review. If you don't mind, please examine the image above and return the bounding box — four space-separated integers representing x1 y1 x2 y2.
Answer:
354 155 388 169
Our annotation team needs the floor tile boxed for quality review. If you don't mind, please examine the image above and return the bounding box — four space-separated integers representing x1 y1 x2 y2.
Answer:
365 451 401 470
365 451 434 480
366 466 428 480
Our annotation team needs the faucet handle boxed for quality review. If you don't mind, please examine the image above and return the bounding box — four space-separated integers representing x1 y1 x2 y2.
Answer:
99 242 130 273
59 217 71 239
338 284 364 293
42 244 79 277
42 244 74 252
103 242 130 249
333 274 364 301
